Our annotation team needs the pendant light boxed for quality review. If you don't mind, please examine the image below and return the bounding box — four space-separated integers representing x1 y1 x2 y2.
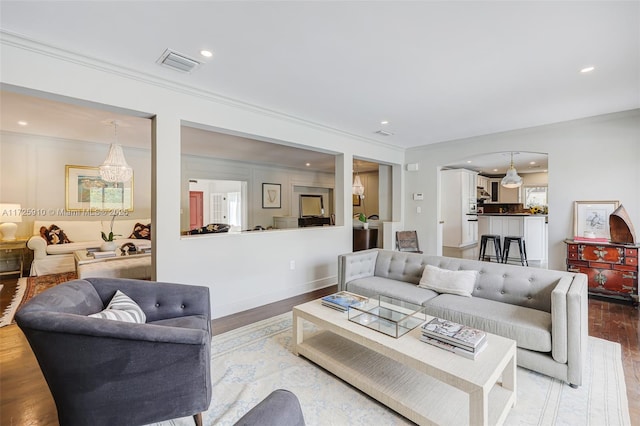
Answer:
352 165 365 198
99 120 133 183
501 152 522 188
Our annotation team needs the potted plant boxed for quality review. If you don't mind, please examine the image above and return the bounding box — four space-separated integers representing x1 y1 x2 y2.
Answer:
100 215 120 252
358 213 369 229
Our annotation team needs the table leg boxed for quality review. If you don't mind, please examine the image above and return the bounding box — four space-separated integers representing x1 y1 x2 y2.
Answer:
469 387 488 426
292 312 303 356
502 352 517 406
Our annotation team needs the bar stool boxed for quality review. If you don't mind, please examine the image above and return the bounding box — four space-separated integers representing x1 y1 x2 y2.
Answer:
503 236 528 266
478 234 502 262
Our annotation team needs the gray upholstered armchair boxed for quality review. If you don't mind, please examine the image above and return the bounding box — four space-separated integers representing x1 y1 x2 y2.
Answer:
15 277 212 426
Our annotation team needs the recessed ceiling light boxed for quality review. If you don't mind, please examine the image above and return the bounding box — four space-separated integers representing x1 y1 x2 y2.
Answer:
17 120 28 126
380 120 389 125
305 163 311 167
529 161 536 165
580 66 595 73
493 168 498 172
466 160 472 164
200 50 213 58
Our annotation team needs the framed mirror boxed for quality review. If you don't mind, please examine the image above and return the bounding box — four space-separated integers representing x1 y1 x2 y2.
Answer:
300 194 324 217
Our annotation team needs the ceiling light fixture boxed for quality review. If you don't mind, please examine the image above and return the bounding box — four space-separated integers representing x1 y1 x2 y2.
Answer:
380 120 389 125
99 120 133 183
352 165 365 198
200 50 213 58
580 66 595 73
501 152 523 188
17 120 28 126
305 163 311 167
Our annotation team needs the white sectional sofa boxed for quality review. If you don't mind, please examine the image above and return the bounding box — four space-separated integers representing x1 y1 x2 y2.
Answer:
338 248 588 387
27 218 151 276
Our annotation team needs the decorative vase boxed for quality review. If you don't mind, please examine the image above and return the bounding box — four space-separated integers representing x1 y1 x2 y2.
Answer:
363 222 369 230
101 240 117 252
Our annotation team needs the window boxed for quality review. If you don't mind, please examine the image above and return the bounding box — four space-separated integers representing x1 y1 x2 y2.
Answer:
524 186 547 207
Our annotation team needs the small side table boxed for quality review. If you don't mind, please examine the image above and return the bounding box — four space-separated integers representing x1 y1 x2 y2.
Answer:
0 238 28 278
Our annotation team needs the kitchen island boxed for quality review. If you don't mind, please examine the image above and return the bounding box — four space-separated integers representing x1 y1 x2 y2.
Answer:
478 214 547 263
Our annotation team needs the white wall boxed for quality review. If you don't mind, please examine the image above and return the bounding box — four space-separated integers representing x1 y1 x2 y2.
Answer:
1 33 405 318
405 110 640 271
0 131 151 237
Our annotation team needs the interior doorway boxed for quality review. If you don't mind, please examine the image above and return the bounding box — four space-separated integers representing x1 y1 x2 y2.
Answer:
438 151 549 266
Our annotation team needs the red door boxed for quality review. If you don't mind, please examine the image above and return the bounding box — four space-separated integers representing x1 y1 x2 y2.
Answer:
189 191 204 230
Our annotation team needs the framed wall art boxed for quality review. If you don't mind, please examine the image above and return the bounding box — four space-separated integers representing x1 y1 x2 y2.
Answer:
66 165 134 211
573 200 619 239
352 194 361 206
262 183 281 209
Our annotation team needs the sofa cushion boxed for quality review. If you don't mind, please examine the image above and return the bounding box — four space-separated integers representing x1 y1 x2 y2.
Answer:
129 223 151 239
46 240 103 255
34 220 103 243
108 218 152 240
40 225 72 245
418 265 478 297
89 290 146 323
347 276 439 306
424 293 552 352
148 314 210 332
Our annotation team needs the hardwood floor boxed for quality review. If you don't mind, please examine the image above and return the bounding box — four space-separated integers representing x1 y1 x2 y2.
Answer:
1 277 638 425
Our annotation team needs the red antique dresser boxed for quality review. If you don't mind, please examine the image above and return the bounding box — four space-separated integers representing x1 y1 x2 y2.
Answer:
564 239 639 306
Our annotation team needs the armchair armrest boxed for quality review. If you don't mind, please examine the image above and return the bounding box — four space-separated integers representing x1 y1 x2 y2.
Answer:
27 235 48 259
338 249 379 292
17 311 209 345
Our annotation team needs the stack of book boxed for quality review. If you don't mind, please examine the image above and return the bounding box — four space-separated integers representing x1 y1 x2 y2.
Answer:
420 317 487 360
92 251 117 259
321 291 368 312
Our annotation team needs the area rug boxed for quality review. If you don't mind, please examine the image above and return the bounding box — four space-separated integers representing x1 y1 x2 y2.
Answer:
155 312 631 426
0 272 77 327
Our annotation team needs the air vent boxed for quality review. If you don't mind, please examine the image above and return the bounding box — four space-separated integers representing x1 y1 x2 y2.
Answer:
157 49 201 73
374 129 394 136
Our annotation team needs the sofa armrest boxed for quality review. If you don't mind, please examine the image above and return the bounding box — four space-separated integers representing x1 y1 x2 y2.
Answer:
338 249 379 292
551 276 572 363
27 235 48 259
551 273 588 386
566 273 588 387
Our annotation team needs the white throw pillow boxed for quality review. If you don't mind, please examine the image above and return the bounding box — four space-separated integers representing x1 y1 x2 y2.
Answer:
89 290 146 323
418 265 478 298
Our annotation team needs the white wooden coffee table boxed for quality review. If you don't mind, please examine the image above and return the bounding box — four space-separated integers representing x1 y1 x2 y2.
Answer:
293 299 517 426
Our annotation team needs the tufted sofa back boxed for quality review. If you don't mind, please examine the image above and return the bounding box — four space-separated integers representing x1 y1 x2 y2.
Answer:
349 249 578 313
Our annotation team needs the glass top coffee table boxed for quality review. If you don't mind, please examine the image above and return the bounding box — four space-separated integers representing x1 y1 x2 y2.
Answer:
293 297 517 426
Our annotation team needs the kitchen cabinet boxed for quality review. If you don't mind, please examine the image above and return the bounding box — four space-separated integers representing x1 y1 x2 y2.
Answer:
442 169 478 248
477 175 489 191
478 215 547 262
564 239 638 305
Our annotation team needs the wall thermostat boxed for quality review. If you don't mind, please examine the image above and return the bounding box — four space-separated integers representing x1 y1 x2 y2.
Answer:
413 193 424 201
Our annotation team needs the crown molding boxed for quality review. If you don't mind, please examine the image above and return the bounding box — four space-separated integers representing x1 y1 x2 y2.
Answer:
0 30 404 153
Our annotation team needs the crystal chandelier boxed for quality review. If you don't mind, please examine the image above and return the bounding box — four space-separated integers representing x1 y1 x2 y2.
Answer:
501 152 522 188
352 165 365 198
99 120 133 183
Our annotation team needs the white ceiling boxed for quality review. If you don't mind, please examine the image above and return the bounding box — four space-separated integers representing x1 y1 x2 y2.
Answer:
0 0 640 173
1 1 638 151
